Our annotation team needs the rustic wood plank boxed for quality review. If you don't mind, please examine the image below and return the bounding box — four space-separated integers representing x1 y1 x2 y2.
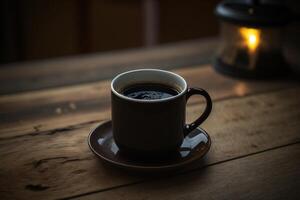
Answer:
0 66 296 139
1 88 300 200
74 144 300 200
0 38 218 94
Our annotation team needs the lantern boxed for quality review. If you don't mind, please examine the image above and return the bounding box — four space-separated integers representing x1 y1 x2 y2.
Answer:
214 0 291 78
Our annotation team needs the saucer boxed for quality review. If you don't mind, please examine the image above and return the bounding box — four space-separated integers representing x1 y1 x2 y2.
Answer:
88 121 211 172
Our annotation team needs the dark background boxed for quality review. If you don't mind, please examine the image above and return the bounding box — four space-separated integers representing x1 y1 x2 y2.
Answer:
0 0 220 64
1 0 299 66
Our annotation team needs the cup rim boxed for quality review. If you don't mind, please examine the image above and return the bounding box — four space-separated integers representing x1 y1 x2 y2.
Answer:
111 69 188 103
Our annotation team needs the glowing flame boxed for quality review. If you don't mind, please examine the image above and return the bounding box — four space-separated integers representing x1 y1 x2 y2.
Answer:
239 27 261 52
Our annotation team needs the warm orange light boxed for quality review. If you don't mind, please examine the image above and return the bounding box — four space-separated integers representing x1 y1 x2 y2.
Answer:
234 82 249 96
239 27 261 52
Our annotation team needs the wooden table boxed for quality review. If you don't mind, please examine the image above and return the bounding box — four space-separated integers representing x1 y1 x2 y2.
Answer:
0 38 299 200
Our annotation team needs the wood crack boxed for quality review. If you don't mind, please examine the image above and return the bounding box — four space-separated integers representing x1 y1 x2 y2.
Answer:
0 119 101 141
31 157 69 168
26 156 94 170
61 157 93 164
25 184 50 191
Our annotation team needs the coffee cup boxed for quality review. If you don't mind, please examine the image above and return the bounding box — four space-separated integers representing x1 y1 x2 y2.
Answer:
111 69 212 157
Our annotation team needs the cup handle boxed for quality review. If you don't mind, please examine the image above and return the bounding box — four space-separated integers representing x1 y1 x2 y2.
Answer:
183 88 212 137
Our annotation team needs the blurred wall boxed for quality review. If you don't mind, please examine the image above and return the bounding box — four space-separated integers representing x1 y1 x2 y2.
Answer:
0 0 219 63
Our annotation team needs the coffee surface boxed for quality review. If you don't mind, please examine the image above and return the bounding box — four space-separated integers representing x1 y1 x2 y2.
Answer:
122 83 178 100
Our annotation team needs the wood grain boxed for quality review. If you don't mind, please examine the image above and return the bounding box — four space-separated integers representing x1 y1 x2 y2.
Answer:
0 66 296 139
1 88 300 200
75 144 300 200
0 38 217 94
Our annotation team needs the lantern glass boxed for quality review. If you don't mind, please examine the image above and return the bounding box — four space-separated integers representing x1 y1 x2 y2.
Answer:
217 22 285 73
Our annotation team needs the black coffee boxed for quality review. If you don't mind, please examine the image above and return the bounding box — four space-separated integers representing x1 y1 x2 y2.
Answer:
122 83 179 100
